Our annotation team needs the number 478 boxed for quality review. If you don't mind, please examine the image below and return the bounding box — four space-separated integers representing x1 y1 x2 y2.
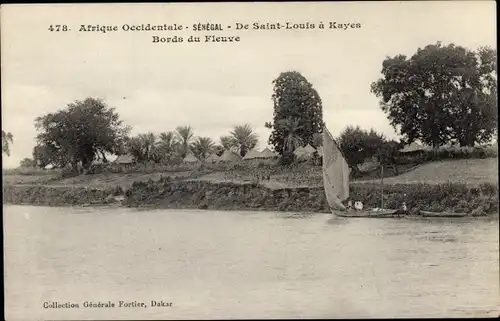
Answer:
48 25 68 32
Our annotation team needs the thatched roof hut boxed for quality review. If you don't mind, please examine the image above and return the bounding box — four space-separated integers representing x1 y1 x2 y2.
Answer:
183 153 200 163
114 154 135 164
219 150 241 162
294 144 316 159
260 147 278 159
243 148 262 160
205 153 220 163
400 142 431 153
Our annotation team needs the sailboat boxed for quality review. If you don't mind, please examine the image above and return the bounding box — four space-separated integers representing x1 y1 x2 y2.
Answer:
322 125 399 218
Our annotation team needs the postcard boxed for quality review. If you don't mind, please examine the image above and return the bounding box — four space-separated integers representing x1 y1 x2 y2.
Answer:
2 1 498 320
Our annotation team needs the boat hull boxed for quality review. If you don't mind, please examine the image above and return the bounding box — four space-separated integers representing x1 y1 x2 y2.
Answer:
420 211 468 218
333 209 401 218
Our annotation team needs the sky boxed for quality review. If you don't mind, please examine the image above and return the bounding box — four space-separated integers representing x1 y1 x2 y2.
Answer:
1 1 496 168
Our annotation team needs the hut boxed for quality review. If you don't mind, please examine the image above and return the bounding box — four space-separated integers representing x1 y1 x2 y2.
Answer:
260 147 279 159
205 153 220 163
400 142 430 154
243 148 262 160
219 150 241 162
114 154 136 166
183 152 200 163
294 144 316 160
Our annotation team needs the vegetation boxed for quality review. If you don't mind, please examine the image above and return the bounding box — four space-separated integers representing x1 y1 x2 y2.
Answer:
20 158 36 168
118 179 498 215
175 126 195 158
228 124 259 157
2 130 13 156
371 42 498 148
34 97 130 171
191 136 215 160
4 42 498 217
266 71 324 155
337 126 401 176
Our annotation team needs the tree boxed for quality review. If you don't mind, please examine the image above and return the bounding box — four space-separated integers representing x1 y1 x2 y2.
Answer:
371 42 497 148
337 126 385 175
277 118 304 154
266 71 324 154
219 135 234 150
228 124 259 157
157 131 179 163
374 139 403 175
213 144 225 157
127 133 159 163
33 143 58 168
175 126 194 158
35 97 130 171
2 130 13 156
191 137 215 160
312 132 323 148
20 158 35 168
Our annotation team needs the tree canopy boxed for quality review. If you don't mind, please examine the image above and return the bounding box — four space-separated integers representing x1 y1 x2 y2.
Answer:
2 130 13 156
34 97 130 170
191 136 215 160
337 126 385 174
266 71 324 154
175 126 195 158
371 42 497 147
228 124 258 157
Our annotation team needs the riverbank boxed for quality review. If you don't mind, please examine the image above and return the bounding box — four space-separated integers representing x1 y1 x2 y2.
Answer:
3 178 498 216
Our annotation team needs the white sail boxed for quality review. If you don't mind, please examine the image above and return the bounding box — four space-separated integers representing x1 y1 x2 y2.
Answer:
322 126 350 211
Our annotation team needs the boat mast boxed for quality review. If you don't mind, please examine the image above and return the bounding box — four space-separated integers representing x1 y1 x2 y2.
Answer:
380 164 384 209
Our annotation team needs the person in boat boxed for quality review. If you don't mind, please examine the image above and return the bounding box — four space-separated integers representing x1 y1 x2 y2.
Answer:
346 200 353 211
354 201 364 211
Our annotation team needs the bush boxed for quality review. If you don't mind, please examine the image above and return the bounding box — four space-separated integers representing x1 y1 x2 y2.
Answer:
423 145 497 161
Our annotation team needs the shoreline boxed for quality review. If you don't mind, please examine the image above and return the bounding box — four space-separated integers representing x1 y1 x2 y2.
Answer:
3 178 498 217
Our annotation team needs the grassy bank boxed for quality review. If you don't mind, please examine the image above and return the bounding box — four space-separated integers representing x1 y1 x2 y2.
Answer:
122 178 498 216
3 178 497 216
2 185 122 207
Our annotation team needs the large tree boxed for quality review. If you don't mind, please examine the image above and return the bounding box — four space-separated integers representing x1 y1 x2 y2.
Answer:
34 97 129 170
266 71 324 154
371 42 497 147
2 130 13 156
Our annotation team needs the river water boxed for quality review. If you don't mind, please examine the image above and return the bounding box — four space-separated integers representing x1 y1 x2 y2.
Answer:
4 205 499 319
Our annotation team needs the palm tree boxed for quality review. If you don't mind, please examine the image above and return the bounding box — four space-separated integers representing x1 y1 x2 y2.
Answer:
220 135 234 150
157 131 178 162
127 132 157 163
175 126 194 158
191 136 215 160
277 118 303 154
229 124 259 157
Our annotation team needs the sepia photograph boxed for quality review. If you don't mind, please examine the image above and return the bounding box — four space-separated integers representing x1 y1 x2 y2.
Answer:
2 1 498 319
